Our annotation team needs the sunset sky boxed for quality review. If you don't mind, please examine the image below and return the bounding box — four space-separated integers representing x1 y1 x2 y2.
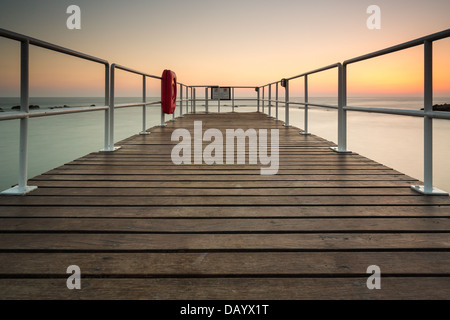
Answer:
0 0 449 97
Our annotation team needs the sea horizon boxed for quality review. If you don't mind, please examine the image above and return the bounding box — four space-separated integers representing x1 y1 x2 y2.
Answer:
1 95 449 111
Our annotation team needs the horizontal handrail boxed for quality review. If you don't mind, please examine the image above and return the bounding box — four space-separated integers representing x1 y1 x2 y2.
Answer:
114 101 161 109
0 106 109 121
0 28 108 66
188 85 257 89
344 106 450 120
285 63 342 82
344 29 450 65
113 63 162 80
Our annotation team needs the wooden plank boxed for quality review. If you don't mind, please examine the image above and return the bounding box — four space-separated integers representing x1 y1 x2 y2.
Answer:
0 233 449 250
1 278 449 299
1 205 449 218
29 187 418 196
83 155 374 162
2 195 448 206
29 180 415 188
65 163 390 170
1 252 449 275
45 169 399 175
30 174 417 181
1 217 449 232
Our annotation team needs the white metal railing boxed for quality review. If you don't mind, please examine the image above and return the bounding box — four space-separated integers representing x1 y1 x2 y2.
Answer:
105 63 162 151
256 28 450 195
0 28 109 195
0 28 187 195
184 86 258 113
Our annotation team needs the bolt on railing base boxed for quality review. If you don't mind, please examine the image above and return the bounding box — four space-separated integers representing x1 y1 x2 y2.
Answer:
139 131 151 135
100 146 121 152
1 185 37 196
411 185 449 196
330 147 352 154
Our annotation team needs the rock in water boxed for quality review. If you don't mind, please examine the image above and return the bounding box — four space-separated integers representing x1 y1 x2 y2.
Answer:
12 105 40 110
433 103 450 112
421 103 450 112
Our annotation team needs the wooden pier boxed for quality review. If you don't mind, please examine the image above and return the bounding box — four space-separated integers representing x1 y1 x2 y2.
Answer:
0 112 449 299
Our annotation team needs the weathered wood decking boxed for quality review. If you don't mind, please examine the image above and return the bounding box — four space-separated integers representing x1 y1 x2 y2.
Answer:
0 112 449 299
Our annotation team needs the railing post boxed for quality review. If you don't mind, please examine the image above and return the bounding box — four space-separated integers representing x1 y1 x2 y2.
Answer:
262 86 265 114
232 87 235 112
268 84 272 117
160 83 166 127
109 65 115 149
300 75 311 135
411 40 448 195
190 87 193 113
205 87 209 113
160 110 166 126
193 88 196 113
257 88 260 112
331 63 350 153
19 40 30 191
218 86 221 113
2 40 37 195
104 64 121 151
103 64 110 150
276 82 279 120
140 75 150 135
284 80 290 127
179 83 183 117
185 86 189 114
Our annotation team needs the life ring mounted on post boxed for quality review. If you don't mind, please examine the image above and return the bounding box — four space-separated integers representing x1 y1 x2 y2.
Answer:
161 70 177 114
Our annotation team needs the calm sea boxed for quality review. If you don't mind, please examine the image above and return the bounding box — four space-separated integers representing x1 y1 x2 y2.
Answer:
1 96 449 193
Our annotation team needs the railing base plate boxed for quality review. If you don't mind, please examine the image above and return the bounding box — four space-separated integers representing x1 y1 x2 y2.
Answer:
99 146 121 152
1 185 37 196
139 131 150 135
411 185 449 196
330 147 352 154
300 132 311 135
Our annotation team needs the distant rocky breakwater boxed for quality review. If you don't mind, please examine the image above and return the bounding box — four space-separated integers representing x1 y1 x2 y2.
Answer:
49 104 96 109
0 104 97 112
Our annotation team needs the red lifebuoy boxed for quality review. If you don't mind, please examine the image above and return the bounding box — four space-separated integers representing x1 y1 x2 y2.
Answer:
161 70 177 114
